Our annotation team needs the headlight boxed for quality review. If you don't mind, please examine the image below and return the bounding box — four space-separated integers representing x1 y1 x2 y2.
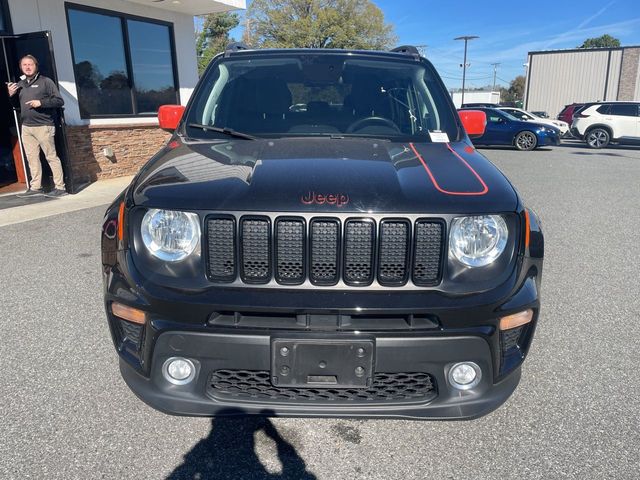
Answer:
141 209 200 261
449 215 508 267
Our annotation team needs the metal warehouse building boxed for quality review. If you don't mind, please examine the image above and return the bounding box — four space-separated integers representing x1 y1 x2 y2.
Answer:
524 46 640 118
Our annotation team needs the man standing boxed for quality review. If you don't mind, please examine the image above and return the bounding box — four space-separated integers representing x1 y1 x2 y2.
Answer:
7 54 66 197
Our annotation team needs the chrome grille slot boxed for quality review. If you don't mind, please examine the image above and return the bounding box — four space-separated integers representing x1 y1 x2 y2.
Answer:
275 218 305 284
413 220 444 286
344 219 375 285
240 217 271 283
378 220 410 285
206 217 236 281
310 219 340 285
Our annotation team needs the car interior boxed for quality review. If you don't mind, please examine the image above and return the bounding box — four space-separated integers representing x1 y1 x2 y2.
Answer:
191 55 458 139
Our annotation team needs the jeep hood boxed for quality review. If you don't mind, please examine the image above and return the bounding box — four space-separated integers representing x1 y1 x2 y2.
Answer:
132 137 518 214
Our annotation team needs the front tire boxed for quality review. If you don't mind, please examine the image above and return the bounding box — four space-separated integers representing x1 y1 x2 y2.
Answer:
585 128 610 148
515 131 537 151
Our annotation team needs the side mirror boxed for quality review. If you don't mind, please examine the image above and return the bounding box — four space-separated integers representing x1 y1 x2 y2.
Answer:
158 104 186 132
458 110 486 138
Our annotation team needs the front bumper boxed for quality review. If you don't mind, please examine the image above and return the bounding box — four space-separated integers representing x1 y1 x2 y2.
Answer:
539 132 561 146
120 331 523 419
105 255 541 419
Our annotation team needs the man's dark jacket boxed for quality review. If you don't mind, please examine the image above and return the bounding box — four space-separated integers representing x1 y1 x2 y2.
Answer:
14 73 64 126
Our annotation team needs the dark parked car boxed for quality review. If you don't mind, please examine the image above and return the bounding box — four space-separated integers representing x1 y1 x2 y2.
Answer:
557 103 584 125
462 102 499 108
459 107 560 150
102 45 544 420
531 111 548 118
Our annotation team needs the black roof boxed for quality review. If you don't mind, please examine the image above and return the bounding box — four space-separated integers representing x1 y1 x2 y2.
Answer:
223 45 423 61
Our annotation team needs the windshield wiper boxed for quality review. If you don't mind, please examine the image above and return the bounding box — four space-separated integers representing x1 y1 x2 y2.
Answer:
186 123 258 140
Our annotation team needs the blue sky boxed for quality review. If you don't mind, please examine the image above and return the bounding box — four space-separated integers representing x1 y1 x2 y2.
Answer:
228 0 640 89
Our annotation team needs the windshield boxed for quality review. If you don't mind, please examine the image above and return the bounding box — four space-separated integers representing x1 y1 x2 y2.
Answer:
493 109 520 122
185 53 459 141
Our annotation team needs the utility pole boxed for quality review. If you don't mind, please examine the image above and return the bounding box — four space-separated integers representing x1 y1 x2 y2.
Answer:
454 35 479 107
491 62 500 91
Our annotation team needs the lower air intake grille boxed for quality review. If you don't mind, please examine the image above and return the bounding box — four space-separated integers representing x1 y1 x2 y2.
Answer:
207 370 437 404
241 218 271 282
413 221 444 286
119 319 142 347
501 326 524 351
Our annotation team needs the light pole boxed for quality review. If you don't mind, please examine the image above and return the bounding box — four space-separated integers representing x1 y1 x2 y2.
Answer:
454 35 479 106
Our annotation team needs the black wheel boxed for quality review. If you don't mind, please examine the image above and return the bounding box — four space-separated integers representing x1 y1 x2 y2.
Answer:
585 128 610 148
514 131 538 151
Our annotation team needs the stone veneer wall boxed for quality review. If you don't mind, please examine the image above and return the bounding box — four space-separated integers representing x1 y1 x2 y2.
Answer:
617 47 640 101
65 124 172 188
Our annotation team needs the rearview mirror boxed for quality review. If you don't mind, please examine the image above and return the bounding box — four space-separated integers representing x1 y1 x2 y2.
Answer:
458 110 486 138
158 105 186 132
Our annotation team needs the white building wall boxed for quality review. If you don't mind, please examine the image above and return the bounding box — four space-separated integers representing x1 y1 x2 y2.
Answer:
8 0 200 126
524 49 631 118
451 91 500 109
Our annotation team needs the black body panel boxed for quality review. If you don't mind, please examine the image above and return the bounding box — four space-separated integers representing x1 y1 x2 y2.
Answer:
133 138 518 214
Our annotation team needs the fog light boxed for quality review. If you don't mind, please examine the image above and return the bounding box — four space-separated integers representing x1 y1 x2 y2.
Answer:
162 357 196 385
448 362 481 390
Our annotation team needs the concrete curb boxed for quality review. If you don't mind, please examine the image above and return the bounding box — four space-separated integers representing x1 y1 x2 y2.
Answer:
0 176 134 227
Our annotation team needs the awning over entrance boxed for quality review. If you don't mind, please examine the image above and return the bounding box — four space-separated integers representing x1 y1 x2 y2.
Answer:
122 0 245 15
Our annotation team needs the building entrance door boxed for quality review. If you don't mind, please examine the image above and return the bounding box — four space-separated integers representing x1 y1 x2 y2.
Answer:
0 31 70 195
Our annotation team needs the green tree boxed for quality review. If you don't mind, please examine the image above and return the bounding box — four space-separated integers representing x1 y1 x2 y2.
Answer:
498 75 526 102
578 34 621 48
244 0 397 50
196 12 240 75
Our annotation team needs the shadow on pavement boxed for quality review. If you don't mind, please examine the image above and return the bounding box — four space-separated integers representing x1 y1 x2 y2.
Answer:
167 410 317 480
0 192 54 211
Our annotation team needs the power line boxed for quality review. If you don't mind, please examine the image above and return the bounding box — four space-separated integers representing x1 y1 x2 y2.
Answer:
440 74 493 80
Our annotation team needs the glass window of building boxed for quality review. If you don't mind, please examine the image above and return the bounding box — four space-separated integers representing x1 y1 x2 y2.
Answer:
67 6 178 118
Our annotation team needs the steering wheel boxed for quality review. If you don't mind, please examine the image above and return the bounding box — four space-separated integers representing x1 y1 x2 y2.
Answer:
346 116 400 134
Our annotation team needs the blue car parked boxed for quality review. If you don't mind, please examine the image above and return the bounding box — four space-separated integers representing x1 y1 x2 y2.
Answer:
459 108 560 151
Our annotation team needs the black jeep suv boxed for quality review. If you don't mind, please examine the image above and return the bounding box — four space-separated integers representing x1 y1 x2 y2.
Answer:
101 45 543 419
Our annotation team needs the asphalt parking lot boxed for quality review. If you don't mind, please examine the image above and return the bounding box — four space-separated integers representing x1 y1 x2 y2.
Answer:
1 140 639 479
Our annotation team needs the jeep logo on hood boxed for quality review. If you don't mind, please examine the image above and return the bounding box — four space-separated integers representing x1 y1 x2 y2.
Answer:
301 191 349 207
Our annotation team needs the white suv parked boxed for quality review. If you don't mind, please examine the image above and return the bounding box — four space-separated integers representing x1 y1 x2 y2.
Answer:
571 102 640 148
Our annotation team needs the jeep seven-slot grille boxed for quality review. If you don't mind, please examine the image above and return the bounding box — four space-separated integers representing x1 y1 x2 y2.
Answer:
206 216 444 287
